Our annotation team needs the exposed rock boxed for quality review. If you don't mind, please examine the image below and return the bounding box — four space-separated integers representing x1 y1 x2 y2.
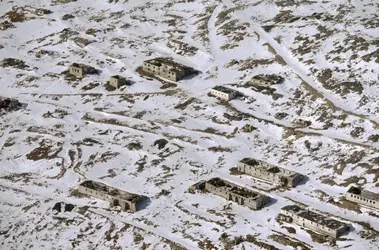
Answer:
61 14 75 20
70 37 94 48
0 21 15 30
154 139 168 150
127 142 142 150
0 97 22 114
52 202 75 213
0 58 30 70
275 112 288 120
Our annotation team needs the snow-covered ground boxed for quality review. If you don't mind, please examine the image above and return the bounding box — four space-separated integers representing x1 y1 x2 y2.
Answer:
1 0 379 249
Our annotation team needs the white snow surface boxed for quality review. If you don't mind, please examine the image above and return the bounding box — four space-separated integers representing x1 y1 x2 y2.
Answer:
1 0 379 249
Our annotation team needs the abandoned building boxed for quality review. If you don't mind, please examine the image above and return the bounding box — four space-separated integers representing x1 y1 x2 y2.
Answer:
141 58 194 82
248 74 284 87
210 86 239 101
204 178 270 210
68 63 97 78
279 205 350 238
346 186 379 210
236 158 304 187
77 180 147 212
109 75 128 89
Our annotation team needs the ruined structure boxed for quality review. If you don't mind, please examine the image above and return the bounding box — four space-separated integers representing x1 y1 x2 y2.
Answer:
109 75 128 89
141 58 194 82
203 178 270 210
248 74 284 87
279 205 350 238
77 180 147 212
346 186 379 210
68 63 97 78
210 86 239 101
236 158 303 187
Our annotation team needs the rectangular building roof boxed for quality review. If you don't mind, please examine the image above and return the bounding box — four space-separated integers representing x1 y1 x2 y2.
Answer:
239 158 301 178
207 178 266 200
80 180 145 202
281 205 349 230
212 85 237 94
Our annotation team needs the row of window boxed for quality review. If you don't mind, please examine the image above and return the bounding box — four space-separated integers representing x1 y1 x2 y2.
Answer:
350 194 377 205
71 68 81 73
292 214 334 232
212 91 229 98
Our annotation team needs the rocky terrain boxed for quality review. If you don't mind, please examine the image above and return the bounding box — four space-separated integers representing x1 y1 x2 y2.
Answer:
1 0 379 249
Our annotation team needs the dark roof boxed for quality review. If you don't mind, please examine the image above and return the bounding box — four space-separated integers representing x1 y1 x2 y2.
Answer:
347 186 361 195
207 178 266 199
282 205 349 230
348 186 379 201
212 85 237 94
240 158 260 166
80 180 145 202
111 75 125 79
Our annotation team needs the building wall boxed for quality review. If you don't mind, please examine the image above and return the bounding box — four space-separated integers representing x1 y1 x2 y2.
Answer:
69 66 83 78
280 210 346 238
210 89 237 101
142 62 178 82
77 186 137 212
204 182 268 210
110 77 127 89
237 161 302 187
346 193 379 209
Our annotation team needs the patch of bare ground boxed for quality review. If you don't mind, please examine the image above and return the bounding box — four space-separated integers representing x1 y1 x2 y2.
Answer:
263 43 287 65
174 98 197 110
0 58 30 70
208 146 233 153
228 57 273 70
14 76 40 88
191 5 216 44
304 229 333 245
221 234 281 250
217 19 250 45
26 139 63 161
43 109 69 119
26 126 65 138
193 127 236 139
269 231 312 250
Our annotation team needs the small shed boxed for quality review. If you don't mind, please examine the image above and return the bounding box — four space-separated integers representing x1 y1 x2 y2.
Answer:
210 86 238 101
110 75 128 89
69 63 84 78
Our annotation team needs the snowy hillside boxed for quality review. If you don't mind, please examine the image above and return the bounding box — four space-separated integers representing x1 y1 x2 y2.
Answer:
1 0 379 249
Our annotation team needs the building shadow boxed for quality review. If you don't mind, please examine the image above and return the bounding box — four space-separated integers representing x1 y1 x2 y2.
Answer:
296 176 310 187
127 80 136 86
182 70 201 80
266 197 278 207
136 197 151 211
